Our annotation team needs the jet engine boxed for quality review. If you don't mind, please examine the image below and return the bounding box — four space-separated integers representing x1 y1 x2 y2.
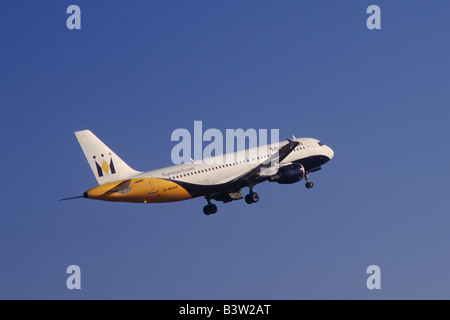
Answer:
269 163 305 184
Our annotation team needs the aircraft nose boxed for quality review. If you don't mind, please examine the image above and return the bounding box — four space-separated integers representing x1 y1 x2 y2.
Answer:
327 146 334 160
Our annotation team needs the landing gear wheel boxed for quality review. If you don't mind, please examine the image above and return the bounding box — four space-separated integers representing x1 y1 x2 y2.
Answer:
245 192 259 204
305 181 314 189
304 173 314 189
203 197 218 215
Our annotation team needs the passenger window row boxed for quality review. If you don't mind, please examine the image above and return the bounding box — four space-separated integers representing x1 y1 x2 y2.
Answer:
168 145 306 180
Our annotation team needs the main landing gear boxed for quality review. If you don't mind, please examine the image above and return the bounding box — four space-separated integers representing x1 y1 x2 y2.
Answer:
203 196 217 215
305 173 314 189
203 188 259 214
245 184 259 204
245 192 259 204
203 173 315 214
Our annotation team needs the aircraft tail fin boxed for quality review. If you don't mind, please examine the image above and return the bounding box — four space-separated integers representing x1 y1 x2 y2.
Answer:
75 130 142 185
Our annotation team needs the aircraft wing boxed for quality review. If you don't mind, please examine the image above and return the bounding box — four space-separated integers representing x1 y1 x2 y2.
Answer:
207 139 300 202
228 138 300 185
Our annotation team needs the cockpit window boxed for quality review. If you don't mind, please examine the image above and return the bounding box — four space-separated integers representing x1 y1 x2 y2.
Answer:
318 141 324 146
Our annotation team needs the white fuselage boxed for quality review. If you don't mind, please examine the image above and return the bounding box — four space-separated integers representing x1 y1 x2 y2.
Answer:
142 137 334 186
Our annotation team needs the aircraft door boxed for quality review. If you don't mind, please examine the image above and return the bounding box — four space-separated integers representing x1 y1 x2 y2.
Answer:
146 177 158 194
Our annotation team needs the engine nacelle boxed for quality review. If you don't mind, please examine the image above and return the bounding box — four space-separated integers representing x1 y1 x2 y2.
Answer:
269 163 305 184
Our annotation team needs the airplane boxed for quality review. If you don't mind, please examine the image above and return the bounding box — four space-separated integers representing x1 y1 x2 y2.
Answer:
62 130 334 215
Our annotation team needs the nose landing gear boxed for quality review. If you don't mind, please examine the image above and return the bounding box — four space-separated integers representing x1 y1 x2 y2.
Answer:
305 173 314 189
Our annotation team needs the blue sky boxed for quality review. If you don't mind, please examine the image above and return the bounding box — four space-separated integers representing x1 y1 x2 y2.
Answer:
1 1 449 299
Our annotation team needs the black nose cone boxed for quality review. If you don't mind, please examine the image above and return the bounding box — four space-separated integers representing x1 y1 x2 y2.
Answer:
83 191 89 198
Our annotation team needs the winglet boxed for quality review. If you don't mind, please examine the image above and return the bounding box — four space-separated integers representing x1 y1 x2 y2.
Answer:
287 138 298 148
